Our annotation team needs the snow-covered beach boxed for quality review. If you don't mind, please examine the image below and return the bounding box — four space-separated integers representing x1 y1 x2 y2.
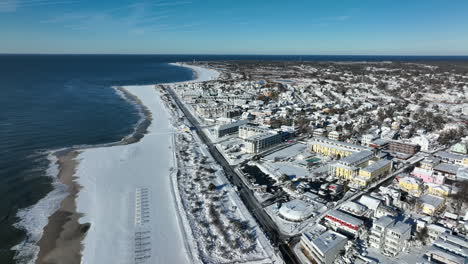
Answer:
73 65 220 264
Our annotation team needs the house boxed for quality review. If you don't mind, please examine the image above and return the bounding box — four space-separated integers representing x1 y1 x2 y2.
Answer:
412 167 445 185
426 183 451 198
420 194 445 216
399 176 423 197
301 230 348 264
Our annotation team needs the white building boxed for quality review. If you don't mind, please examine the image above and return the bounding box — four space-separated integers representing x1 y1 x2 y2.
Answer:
243 132 282 154
278 199 315 222
301 230 348 264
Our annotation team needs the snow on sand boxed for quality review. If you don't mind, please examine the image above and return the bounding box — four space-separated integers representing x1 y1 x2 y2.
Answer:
74 65 219 264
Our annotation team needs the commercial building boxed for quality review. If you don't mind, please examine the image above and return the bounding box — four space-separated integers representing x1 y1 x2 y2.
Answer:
308 137 370 158
301 230 348 264
388 140 420 155
243 132 282 154
278 199 315 222
213 120 249 138
324 209 364 237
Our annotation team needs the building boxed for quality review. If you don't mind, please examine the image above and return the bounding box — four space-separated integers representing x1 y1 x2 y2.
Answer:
420 194 445 216
434 151 468 166
422 233 468 264
313 128 326 138
399 176 423 197
213 120 249 138
369 216 395 249
301 230 348 264
308 137 370 158
383 221 412 256
328 131 342 141
354 159 393 187
243 132 282 154
362 134 379 146
238 124 271 139
324 209 364 237
434 163 462 181
450 142 468 155
420 157 442 170
278 199 315 222
388 140 420 155
426 183 451 198
369 216 412 257
329 150 374 180
195 104 231 118
412 167 445 185
427 224 451 242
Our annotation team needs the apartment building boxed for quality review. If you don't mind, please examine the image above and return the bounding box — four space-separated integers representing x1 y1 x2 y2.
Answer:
389 140 420 155
243 132 282 154
213 120 249 138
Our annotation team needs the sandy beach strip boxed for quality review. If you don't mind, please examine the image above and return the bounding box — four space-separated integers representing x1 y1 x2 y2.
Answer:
35 151 88 264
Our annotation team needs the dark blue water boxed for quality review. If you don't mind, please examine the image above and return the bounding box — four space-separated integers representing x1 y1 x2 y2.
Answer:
1 54 467 263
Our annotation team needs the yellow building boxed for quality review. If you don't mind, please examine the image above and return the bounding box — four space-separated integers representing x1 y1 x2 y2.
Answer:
399 176 423 197
352 176 370 187
330 150 375 181
426 183 451 198
308 137 369 158
420 194 445 215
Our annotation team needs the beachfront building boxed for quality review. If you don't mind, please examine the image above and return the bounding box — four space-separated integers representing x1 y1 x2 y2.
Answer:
238 124 271 139
420 194 446 216
301 230 348 264
308 137 370 158
243 132 282 154
399 176 424 197
213 119 249 138
329 150 374 180
195 104 231 118
324 209 364 237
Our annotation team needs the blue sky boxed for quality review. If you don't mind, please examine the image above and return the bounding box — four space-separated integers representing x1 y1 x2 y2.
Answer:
1 0 468 55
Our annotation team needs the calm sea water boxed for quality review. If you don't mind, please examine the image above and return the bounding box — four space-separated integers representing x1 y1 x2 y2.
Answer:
1 54 467 263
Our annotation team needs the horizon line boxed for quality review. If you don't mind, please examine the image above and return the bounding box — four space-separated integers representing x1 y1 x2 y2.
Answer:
1 53 468 57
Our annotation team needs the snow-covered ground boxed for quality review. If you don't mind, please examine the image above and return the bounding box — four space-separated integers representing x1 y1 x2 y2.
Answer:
74 64 220 264
75 85 190 264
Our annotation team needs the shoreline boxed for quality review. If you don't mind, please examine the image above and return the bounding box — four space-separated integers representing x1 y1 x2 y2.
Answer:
31 63 220 264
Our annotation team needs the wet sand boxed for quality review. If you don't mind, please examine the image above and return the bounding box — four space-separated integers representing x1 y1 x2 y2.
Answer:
35 151 88 264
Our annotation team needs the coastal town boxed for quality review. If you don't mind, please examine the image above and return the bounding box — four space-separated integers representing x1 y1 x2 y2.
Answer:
159 61 468 264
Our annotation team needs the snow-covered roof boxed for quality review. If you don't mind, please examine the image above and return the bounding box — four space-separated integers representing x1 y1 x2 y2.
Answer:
420 194 445 208
434 163 462 175
278 199 315 222
340 201 367 216
326 209 364 227
358 195 381 211
361 159 392 173
306 230 348 256
373 215 395 229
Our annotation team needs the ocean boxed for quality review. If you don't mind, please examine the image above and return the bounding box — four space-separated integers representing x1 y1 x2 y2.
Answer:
1 54 468 263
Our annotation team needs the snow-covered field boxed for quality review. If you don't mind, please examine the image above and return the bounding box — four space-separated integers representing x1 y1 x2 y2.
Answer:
73 65 220 264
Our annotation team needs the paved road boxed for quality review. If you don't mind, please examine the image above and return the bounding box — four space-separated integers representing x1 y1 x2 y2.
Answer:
164 86 300 264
